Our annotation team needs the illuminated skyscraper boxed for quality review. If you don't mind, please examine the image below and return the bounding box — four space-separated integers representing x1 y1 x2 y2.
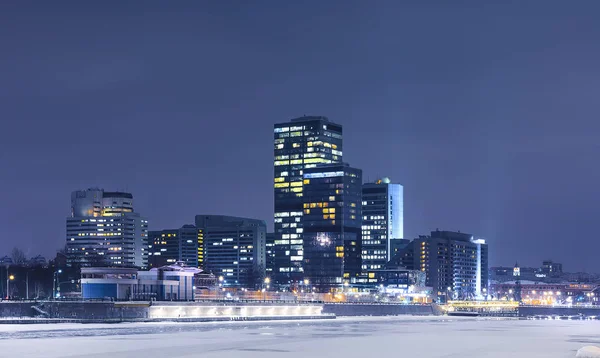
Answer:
361 178 404 270
66 188 148 268
302 163 362 290
273 116 343 284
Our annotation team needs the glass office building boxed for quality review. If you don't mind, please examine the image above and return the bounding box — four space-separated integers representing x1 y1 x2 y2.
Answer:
361 178 404 270
273 116 343 284
302 163 362 290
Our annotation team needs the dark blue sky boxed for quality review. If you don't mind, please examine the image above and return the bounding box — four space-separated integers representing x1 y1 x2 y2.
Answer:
1 1 599 272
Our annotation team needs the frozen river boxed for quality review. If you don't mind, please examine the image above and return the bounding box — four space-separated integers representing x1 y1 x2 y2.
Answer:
0 316 598 358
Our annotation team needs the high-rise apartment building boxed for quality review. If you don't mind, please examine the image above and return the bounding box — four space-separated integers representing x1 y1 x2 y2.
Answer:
148 225 199 268
361 178 404 270
66 188 148 268
273 116 343 284
389 230 488 300
196 215 266 288
302 164 362 290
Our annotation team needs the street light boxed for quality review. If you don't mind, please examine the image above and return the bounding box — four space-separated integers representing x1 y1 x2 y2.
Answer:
53 269 63 300
6 274 14 300
217 276 224 300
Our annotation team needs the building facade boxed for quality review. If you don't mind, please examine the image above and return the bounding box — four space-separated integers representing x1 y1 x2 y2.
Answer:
265 233 275 276
148 225 199 268
302 164 362 290
361 178 404 271
541 260 563 277
195 215 266 288
81 263 200 301
66 188 148 268
390 230 488 301
273 116 343 284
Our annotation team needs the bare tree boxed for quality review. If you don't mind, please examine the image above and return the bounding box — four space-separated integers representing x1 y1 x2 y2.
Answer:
11 247 27 265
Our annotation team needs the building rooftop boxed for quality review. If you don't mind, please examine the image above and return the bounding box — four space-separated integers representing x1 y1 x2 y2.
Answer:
103 192 133 199
290 115 329 122
150 262 203 274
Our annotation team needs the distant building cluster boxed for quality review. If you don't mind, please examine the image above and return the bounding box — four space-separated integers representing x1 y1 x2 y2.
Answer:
61 115 493 301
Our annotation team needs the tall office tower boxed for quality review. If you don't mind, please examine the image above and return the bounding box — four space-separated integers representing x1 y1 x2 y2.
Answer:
195 215 267 288
66 188 148 268
389 230 488 301
273 116 343 285
361 178 404 270
302 164 362 290
148 225 199 268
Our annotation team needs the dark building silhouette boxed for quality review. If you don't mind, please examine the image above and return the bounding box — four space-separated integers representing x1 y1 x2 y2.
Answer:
148 225 199 268
302 163 362 290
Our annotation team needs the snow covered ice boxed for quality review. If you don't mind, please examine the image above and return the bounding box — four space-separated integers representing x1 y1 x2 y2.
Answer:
0 316 598 357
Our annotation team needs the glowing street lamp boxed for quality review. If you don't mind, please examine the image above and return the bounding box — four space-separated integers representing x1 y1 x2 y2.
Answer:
53 269 63 300
6 274 15 300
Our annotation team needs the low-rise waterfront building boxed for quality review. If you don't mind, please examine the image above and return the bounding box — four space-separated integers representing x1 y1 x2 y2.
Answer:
80 262 201 301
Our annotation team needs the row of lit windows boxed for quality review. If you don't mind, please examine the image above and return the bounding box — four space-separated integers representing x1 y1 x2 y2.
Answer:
306 141 338 150
75 232 122 237
363 240 383 245
274 158 332 166
362 255 386 260
274 211 303 217
365 215 385 220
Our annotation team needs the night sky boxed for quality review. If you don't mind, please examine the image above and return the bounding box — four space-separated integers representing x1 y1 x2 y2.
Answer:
1 1 599 272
